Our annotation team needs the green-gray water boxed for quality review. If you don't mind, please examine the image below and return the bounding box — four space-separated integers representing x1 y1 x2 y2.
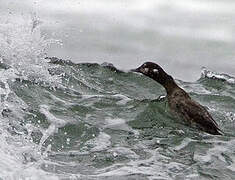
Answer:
1 1 235 178
1 56 235 179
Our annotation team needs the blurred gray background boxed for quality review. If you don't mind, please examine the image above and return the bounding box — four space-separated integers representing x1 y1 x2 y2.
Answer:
1 0 235 81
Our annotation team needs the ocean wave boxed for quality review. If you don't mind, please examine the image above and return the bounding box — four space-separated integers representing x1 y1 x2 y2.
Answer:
201 67 235 84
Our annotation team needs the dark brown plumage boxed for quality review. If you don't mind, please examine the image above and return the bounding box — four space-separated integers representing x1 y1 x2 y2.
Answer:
132 62 223 135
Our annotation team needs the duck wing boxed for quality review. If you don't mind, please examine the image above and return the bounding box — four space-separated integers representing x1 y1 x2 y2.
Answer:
174 99 222 135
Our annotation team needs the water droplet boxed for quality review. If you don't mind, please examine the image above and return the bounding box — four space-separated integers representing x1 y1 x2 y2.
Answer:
113 152 118 157
66 138 70 144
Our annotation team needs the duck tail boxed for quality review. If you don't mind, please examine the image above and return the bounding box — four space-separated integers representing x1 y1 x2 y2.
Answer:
211 127 224 135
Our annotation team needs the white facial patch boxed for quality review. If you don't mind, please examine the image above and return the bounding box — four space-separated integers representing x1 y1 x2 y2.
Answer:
153 69 159 74
144 68 149 73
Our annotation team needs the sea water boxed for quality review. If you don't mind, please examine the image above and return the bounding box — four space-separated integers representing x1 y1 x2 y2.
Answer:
0 1 235 180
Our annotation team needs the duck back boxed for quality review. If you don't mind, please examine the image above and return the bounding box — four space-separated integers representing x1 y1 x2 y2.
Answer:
168 88 222 135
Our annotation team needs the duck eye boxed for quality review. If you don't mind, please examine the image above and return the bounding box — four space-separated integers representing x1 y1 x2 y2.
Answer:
153 69 159 74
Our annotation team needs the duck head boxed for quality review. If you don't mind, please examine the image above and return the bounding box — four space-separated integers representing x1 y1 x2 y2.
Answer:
132 62 174 85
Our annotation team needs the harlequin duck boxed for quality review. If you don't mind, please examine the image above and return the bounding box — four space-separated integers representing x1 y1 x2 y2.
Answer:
132 62 223 135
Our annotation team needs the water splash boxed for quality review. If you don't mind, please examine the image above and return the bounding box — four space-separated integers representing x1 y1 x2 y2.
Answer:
0 15 62 85
0 15 64 179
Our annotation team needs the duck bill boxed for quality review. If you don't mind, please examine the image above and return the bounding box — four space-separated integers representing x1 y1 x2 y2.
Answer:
131 67 141 73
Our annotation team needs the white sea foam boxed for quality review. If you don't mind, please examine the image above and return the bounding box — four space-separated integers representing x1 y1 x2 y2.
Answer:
104 117 126 128
104 117 139 137
86 132 111 152
113 94 132 105
0 15 63 179
0 114 59 180
39 104 67 149
201 67 235 84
